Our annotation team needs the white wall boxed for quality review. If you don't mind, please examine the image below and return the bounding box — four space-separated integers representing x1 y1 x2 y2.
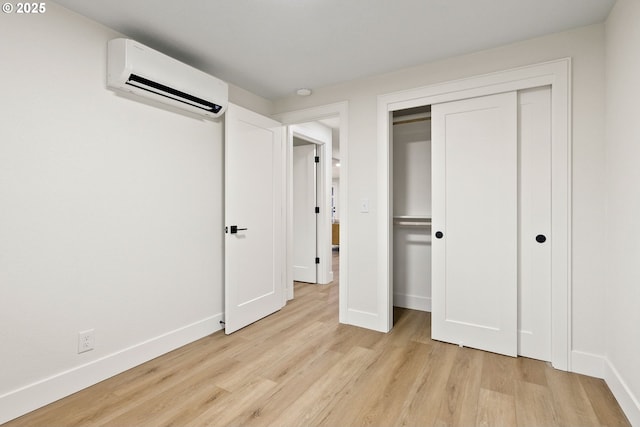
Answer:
274 24 607 369
604 0 640 423
0 3 270 423
229 83 273 117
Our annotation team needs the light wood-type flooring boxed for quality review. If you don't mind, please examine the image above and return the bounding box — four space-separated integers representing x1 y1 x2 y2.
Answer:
5 250 630 426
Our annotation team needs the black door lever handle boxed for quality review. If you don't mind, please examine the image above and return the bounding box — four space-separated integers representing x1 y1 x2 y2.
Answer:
227 225 248 234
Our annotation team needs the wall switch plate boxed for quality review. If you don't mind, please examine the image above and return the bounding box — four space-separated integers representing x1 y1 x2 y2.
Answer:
360 198 370 213
78 329 95 353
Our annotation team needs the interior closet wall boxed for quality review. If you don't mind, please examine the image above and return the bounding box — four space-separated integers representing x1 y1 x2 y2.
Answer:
392 108 432 311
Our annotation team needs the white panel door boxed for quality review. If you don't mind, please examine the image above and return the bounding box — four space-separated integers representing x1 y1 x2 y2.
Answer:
292 143 317 283
225 103 284 334
518 86 552 361
432 92 518 357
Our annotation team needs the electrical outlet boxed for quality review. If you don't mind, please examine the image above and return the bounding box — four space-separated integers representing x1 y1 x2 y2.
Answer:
78 329 95 354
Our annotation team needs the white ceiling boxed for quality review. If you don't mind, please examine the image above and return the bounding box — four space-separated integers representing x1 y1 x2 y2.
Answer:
53 0 615 100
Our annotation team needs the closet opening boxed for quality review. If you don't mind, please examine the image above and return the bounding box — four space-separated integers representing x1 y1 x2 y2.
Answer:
379 59 570 369
388 88 553 362
391 106 432 320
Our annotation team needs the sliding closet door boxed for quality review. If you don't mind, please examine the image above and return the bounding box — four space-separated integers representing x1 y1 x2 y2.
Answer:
518 86 552 361
431 92 518 356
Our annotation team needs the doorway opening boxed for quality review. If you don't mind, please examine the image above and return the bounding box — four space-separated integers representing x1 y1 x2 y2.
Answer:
275 102 348 324
289 118 341 314
292 136 320 284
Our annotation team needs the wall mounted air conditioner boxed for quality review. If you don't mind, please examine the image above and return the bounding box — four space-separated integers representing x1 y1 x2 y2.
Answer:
107 38 228 118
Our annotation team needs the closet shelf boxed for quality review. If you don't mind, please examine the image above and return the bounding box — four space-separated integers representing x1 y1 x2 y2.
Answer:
393 216 432 227
393 215 431 220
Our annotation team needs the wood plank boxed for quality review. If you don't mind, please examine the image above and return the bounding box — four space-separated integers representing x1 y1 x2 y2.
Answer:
514 356 549 387
225 350 344 427
514 380 560 427
433 346 484 426
579 375 631 426
269 345 376 426
545 369 601 427
4 252 630 427
215 321 333 391
184 377 277 427
476 388 517 427
315 341 429 427
394 341 458 427
481 350 519 395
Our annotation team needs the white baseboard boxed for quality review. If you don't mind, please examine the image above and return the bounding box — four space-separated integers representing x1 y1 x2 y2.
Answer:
604 358 640 427
571 350 605 378
0 313 223 425
345 308 382 332
393 293 431 312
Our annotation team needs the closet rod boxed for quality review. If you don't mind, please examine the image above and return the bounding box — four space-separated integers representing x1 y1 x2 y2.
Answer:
394 222 432 227
393 218 432 227
393 117 431 125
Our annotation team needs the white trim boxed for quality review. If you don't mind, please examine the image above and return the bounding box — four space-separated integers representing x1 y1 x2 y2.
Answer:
378 109 393 332
273 102 349 324
571 350 605 378
280 123 289 306
0 314 223 425
345 308 380 329
604 358 640 426
377 58 572 370
393 294 431 312
285 124 295 301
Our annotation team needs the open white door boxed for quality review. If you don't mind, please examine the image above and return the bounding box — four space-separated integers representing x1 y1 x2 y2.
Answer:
292 143 318 283
224 103 285 334
431 92 518 356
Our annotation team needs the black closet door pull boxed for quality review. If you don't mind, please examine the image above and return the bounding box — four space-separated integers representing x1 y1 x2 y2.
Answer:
536 234 546 243
435 231 444 239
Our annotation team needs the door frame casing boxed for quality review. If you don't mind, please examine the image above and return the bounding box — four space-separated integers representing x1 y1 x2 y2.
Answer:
274 102 348 322
290 123 332 289
377 58 572 371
